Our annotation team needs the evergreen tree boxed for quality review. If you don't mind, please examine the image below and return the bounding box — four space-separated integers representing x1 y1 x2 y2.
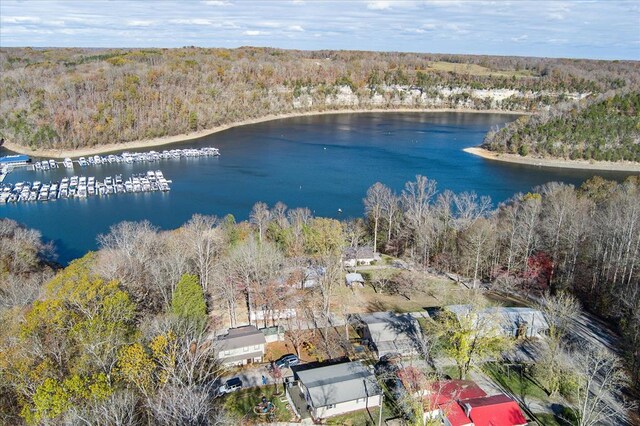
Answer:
171 274 207 331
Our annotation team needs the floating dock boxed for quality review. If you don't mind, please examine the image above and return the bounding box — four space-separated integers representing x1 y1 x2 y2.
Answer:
0 170 171 204
31 147 219 171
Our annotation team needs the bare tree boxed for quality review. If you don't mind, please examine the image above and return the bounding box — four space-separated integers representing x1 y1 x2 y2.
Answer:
287 207 312 256
250 202 271 243
182 214 224 292
364 182 386 252
567 347 634 426
401 175 438 267
379 185 400 248
226 238 284 325
272 202 289 229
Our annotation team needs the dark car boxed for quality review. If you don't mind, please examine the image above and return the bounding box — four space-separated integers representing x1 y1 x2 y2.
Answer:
274 354 300 369
218 377 243 395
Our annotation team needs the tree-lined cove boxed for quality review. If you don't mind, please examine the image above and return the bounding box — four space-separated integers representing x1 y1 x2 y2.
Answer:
0 111 635 264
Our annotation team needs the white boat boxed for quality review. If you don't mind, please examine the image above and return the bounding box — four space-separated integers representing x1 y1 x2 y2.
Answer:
49 159 58 168
78 157 88 167
63 158 74 168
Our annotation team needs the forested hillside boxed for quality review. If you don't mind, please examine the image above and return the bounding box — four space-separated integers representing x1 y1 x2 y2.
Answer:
1 47 638 150
483 91 640 162
1 176 639 424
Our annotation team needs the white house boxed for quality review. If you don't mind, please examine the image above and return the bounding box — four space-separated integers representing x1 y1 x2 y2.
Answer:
294 361 382 420
217 325 266 366
356 312 420 359
343 246 379 268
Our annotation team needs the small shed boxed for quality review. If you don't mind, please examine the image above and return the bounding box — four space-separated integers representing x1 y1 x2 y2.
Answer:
260 325 285 343
345 273 365 287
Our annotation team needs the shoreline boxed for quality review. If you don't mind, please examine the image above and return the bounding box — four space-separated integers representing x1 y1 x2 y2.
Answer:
463 147 640 172
1 108 523 159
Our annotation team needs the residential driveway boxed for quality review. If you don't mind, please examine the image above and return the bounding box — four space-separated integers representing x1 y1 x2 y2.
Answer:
220 364 294 388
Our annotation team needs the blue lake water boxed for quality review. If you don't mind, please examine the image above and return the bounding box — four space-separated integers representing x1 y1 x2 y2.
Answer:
1 112 635 264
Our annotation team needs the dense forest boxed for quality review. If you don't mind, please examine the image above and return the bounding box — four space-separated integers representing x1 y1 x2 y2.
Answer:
483 91 640 162
1 47 639 151
1 175 638 424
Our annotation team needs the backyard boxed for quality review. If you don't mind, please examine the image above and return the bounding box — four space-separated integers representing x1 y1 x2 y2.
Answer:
222 386 295 423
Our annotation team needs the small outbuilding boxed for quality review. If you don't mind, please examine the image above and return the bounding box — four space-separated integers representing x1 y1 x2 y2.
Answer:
345 272 365 287
355 311 420 359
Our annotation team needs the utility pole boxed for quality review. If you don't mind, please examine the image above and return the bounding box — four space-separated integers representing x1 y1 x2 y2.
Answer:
378 391 383 426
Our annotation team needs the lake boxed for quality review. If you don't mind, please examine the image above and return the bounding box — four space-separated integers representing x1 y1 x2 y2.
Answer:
0 112 634 264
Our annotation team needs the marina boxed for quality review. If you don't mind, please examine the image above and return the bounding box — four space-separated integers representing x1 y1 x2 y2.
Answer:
1 112 633 265
0 170 171 203
30 147 220 172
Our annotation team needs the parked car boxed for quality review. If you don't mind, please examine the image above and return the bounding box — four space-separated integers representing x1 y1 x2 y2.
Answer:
218 377 243 395
274 354 300 369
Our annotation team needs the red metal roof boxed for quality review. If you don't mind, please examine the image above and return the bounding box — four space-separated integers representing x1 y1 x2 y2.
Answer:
439 401 474 426
462 394 528 426
424 380 487 409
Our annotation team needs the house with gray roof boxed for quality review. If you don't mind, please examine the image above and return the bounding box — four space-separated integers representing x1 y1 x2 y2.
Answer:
445 305 549 338
343 246 379 268
294 361 382 420
217 325 266 366
356 312 420 359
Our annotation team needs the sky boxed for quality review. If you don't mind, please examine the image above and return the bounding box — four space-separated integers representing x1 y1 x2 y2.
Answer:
0 0 639 60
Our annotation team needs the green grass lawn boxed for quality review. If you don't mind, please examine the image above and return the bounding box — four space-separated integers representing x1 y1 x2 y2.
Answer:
439 364 462 380
534 412 573 426
222 386 294 423
482 363 549 401
326 407 381 426
424 61 536 78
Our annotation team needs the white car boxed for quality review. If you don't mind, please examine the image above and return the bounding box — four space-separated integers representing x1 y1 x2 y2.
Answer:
218 377 243 395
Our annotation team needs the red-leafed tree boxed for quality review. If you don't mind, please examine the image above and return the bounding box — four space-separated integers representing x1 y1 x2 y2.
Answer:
523 251 553 292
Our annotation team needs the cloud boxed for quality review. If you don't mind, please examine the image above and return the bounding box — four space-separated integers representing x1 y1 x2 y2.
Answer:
171 18 213 25
201 0 231 5
288 25 304 32
546 12 565 21
367 1 392 10
243 30 269 36
1 16 41 24
511 34 528 42
127 20 154 27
